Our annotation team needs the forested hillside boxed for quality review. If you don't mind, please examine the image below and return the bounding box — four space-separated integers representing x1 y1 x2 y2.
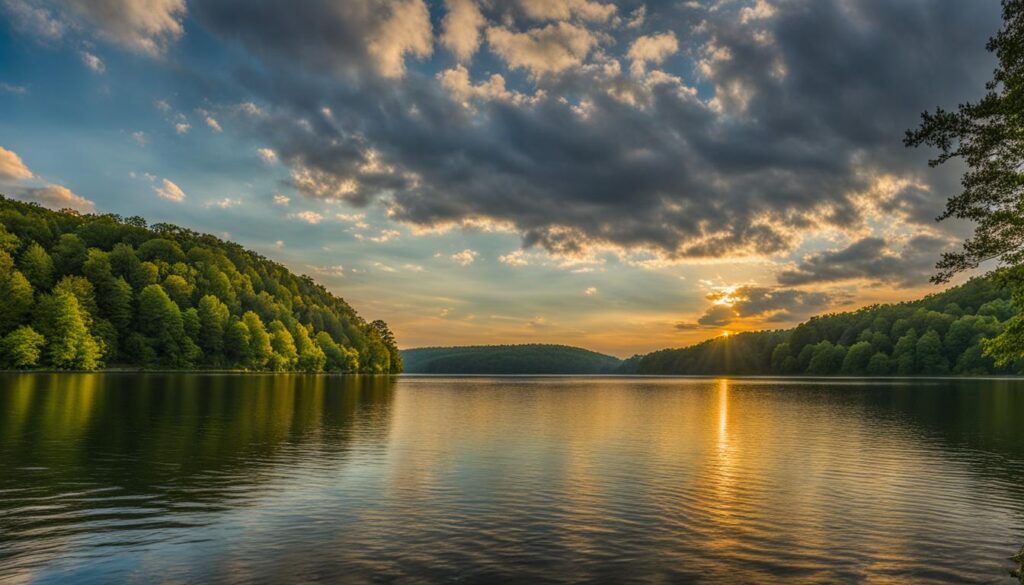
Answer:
0 196 401 373
627 274 1023 376
402 344 623 374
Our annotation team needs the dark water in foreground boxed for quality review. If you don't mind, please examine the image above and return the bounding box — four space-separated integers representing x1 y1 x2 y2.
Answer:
1 375 1024 584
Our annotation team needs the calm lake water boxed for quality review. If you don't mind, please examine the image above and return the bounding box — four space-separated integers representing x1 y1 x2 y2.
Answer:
1 374 1023 584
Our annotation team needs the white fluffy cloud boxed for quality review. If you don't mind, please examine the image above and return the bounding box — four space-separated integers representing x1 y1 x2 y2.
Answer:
257 147 277 163
367 0 433 78
441 0 485 62
486 22 598 76
0 145 33 181
154 178 186 202
438 65 527 105
627 32 678 76
518 0 616 23
451 248 479 266
11 184 96 213
80 50 105 73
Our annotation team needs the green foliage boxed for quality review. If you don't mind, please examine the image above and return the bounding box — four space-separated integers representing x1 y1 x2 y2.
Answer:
0 326 45 369
634 275 1021 376
0 196 399 372
906 0 1024 282
19 242 54 290
402 344 624 374
0 251 34 335
34 290 102 370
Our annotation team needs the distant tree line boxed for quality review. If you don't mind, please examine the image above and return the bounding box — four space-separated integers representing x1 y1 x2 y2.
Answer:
402 344 622 374
625 274 1024 376
0 196 401 373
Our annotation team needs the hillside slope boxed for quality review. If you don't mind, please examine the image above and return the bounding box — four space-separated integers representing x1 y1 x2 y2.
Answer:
626 275 1021 376
0 196 401 372
402 344 623 374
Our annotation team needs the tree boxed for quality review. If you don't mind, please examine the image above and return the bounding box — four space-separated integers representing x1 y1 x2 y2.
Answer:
0 326 45 369
197 295 229 361
224 319 251 366
866 352 890 376
54 276 99 321
242 311 272 369
916 330 950 375
162 275 194 308
268 320 298 371
294 323 326 372
52 233 88 277
0 251 34 335
19 242 54 290
806 341 845 375
841 341 874 375
906 2 1024 364
316 331 347 372
34 290 103 369
370 319 402 373
137 284 196 367
82 249 133 336
893 329 919 375
906 0 1024 281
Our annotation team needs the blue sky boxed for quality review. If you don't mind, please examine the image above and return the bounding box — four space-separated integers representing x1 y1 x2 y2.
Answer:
0 0 1003 356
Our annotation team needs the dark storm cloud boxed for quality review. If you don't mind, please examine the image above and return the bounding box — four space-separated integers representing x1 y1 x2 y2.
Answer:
777 234 957 287
189 0 1000 259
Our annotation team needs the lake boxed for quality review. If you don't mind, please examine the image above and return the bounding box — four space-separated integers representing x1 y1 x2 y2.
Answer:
1 374 1023 584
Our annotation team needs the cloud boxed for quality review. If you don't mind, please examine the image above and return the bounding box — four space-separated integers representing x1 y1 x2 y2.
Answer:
205 116 222 132
154 178 185 202
288 210 324 224
173 0 1000 264
355 228 401 243
66 0 185 55
0 146 33 181
9 184 96 213
204 197 241 209
0 82 29 94
131 131 146 146
174 122 190 134
777 235 956 288
688 285 836 328
441 0 485 62
486 22 598 76
584 286 598 296
368 0 433 78
627 32 678 76
257 147 277 163
499 250 530 266
519 0 616 23
272 193 290 206
451 248 479 266
80 50 105 73
1 0 65 41
438 65 527 105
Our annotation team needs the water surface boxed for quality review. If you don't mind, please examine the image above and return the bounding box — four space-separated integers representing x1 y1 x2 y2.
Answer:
1 374 1023 583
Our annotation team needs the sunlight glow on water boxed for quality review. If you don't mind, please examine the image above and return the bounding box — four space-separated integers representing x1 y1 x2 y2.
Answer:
1 374 1023 583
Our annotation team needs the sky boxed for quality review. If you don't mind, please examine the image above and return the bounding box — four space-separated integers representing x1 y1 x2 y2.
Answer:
0 0 1005 357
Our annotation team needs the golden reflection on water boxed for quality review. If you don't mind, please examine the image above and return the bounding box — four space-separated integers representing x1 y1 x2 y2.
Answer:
1 374 1024 584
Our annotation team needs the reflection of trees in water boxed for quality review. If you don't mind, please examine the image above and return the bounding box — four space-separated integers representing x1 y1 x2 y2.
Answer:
0 373 396 508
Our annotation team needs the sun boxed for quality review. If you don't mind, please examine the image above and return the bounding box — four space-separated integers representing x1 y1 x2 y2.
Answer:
721 330 733 338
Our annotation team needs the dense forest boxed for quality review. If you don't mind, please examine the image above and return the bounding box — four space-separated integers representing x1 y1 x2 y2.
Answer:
0 196 401 373
402 344 622 374
625 273 1023 376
